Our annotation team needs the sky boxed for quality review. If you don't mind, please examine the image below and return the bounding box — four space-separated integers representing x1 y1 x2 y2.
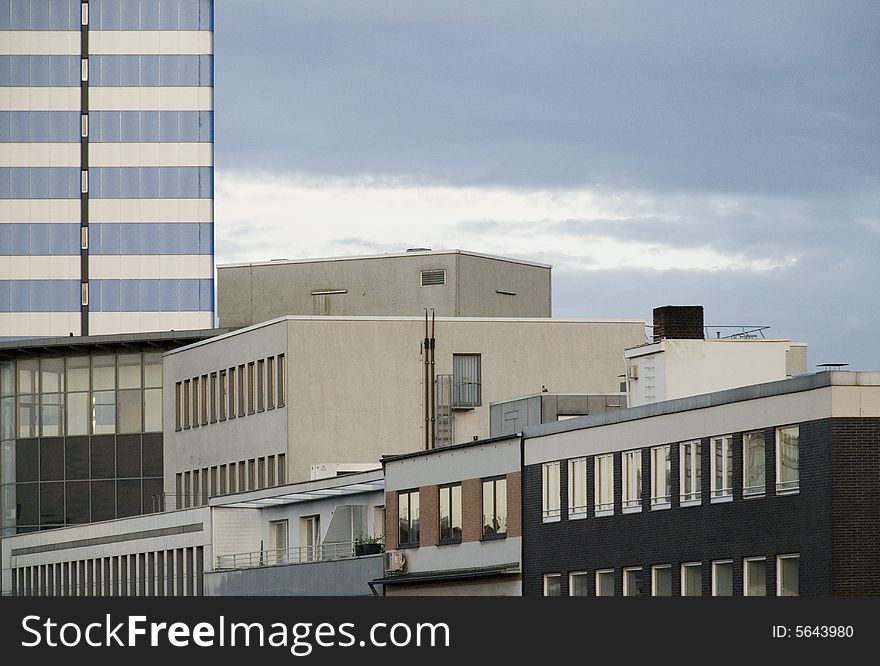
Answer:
213 1 880 370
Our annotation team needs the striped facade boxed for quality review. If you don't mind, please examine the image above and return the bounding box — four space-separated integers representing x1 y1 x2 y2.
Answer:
0 0 214 338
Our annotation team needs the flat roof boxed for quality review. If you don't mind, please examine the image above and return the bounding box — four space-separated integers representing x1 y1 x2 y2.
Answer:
217 248 552 270
165 315 644 356
523 371 880 439
381 433 521 465
210 468 384 509
0 328 230 361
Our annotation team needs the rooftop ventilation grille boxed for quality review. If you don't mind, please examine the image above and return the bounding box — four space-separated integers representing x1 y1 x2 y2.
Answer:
420 269 446 287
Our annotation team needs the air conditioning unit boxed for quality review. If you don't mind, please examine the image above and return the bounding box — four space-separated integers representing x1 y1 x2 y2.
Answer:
628 365 639 380
384 549 407 573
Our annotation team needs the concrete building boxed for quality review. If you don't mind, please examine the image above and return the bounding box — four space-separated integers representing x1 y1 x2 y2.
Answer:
0 328 222 536
1 468 385 596
378 435 522 596
1 0 215 338
162 314 644 503
522 371 880 596
216 249 552 328
625 306 807 407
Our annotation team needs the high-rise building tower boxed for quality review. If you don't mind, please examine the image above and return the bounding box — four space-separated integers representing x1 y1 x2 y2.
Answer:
1 0 214 338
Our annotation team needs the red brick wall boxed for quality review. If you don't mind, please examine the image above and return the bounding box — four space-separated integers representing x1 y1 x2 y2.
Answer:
462 478 483 542
385 490 399 550
420 485 439 547
507 471 522 537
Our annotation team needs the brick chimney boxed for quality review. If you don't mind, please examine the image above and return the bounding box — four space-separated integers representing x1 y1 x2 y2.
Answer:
653 305 704 341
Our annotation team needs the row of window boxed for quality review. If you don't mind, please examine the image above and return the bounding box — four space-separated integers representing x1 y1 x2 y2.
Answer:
542 426 799 521
543 554 800 597
0 111 213 144
0 279 213 312
397 477 508 546
0 0 214 31
173 354 286 431
0 167 214 200
0 55 213 87
0 223 213 256
174 453 287 508
10 546 207 598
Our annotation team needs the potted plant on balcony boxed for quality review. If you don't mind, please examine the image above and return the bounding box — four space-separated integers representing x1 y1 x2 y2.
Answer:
354 533 383 556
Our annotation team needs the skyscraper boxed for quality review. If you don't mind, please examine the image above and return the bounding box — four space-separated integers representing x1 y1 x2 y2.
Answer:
1 0 214 339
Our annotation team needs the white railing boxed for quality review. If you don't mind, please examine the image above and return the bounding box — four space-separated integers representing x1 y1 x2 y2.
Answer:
215 541 355 570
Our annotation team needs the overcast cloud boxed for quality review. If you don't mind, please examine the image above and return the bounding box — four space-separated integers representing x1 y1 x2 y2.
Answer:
214 1 880 369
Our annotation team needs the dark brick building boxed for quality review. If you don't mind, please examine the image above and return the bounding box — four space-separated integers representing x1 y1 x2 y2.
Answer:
521 372 880 596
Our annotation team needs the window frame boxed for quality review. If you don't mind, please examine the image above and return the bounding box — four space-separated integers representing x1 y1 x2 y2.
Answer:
650 444 671 509
680 562 702 597
622 449 642 513
438 483 462 544
481 476 508 540
775 425 800 495
567 457 587 519
397 488 420 548
568 571 589 597
777 554 799 597
593 453 614 517
451 353 482 408
679 439 702 506
623 567 643 597
543 573 562 597
710 434 733 502
712 559 734 597
651 565 672 597
542 461 561 522
743 556 767 597
742 430 766 498
595 569 615 597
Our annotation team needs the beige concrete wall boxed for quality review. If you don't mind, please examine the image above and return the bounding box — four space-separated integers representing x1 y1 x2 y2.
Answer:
287 317 643 480
217 251 551 327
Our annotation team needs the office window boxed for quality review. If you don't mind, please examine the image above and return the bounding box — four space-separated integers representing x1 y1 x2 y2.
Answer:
595 569 614 597
219 465 227 495
652 565 672 597
182 379 190 428
277 454 286 484
711 435 733 501
679 440 701 505
651 445 671 508
594 454 614 516
227 366 236 419
237 365 245 417
776 426 799 494
569 572 589 597
712 560 733 597
398 489 420 546
438 484 462 543
190 376 199 428
681 563 702 596
267 356 275 409
568 457 587 519
200 374 208 426
268 456 276 487
219 370 227 421
301 515 321 562
174 381 182 430
623 567 643 597
622 450 641 511
482 477 507 538
238 461 246 493
743 431 766 497
542 461 561 522
228 462 236 494
744 557 767 597
777 554 799 596
209 373 217 423
257 457 266 489
543 573 562 597
257 359 265 412
247 459 256 490
277 354 285 407
452 354 481 408
247 362 255 414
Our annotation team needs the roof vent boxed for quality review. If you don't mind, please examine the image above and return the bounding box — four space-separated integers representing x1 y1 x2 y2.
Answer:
406 247 432 253
420 269 446 287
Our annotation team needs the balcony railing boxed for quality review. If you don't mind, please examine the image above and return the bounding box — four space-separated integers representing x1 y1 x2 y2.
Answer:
215 541 356 571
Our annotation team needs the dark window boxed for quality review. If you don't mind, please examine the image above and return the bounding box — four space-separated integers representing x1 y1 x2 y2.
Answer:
116 434 141 478
91 480 115 522
116 479 142 518
439 484 462 543
15 483 39 527
16 439 38 482
398 489 420 546
142 433 163 477
65 436 90 480
90 435 115 479
39 482 64 526
39 438 64 481
482 477 508 538
65 481 90 524
452 354 481 408
142 478 163 514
